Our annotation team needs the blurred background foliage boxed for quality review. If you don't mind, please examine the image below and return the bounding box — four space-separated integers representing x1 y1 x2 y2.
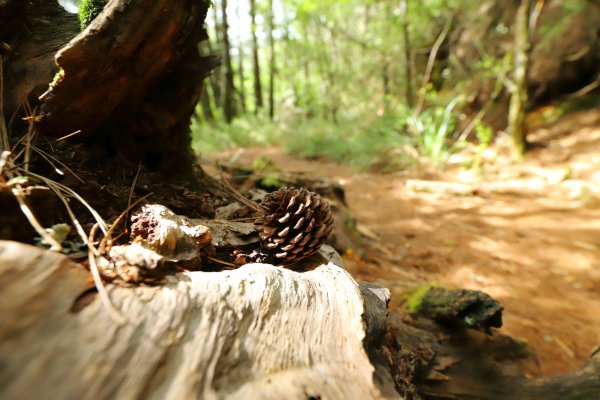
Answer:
191 0 600 170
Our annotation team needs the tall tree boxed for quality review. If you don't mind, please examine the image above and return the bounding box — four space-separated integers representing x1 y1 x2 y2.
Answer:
267 0 276 120
399 0 414 108
199 88 215 121
220 0 237 122
507 0 532 159
236 3 247 113
209 3 222 107
249 0 263 113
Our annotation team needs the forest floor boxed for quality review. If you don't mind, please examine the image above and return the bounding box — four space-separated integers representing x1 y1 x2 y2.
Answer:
205 106 600 378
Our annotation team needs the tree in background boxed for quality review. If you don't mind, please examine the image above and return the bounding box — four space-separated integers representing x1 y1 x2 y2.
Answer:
249 0 264 113
236 2 247 113
220 0 237 122
507 0 533 159
267 0 276 120
400 0 415 108
194 0 600 169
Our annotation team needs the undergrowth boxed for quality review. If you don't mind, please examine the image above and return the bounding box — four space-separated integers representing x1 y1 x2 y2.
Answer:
191 114 281 154
191 99 473 172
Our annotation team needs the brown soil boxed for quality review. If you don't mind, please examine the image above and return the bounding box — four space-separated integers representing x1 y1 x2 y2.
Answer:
206 107 600 378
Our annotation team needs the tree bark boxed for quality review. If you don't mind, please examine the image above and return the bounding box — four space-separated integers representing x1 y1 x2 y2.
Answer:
220 0 237 123
237 45 247 114
0 240 397 400
249 0 264 113
199 85 216 121
399 0 414 108
208 4 223 107
267 0 276 120
235 3 247 114
3 0 218 175
507 0 532 160
2 0 79 127
2 239 600 400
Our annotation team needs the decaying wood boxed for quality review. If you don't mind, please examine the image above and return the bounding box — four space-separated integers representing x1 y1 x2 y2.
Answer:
2 237 600 399
0 240 398 400
37 0 219 174
415 287 503 334
4 0 218 174
2 0 79 121
391 314 600 400
130 204 213 262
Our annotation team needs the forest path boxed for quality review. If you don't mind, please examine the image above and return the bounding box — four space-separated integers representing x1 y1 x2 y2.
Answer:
205 107 600 377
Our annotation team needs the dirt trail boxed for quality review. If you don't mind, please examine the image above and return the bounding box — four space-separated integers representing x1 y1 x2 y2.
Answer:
207 107 600 377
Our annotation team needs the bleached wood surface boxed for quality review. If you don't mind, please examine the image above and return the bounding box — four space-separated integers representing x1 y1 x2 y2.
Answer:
0 241 399 400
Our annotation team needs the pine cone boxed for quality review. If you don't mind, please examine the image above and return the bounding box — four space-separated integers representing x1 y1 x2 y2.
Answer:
255 187 334 263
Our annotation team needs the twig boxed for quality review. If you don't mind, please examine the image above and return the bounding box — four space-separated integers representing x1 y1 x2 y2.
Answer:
0 55 9 152
126 162 142 222
554 335 576 360
42 178 93 245
414 17 453 116
207 256 238 268
88 223 127 325
11 184 63 251
56 130 82 142
31 146 85 183
219 166 263 212
22 101 36 172
24 170 108 234
529 0 545 35
98 192 152 255
456 53 511 142
566 74 600 99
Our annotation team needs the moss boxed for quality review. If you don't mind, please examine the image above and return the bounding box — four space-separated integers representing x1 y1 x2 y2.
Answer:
403 284 434 313
78 0 106 30
49 68 65 88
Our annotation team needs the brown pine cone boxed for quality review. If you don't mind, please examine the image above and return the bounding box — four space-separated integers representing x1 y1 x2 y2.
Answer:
255 187 334 263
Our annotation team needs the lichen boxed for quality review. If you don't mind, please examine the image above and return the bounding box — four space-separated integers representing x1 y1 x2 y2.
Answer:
78 0 106 30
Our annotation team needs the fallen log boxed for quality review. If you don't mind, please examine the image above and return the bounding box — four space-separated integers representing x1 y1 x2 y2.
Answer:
0 240 398 400
2 240 600 399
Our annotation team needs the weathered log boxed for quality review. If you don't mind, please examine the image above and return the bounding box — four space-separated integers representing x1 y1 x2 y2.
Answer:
38 0 218 173
2 240 600 399
0 240 398 400
2 0 79 121
390 314 600 400
415 287 503 334
4 0 219 174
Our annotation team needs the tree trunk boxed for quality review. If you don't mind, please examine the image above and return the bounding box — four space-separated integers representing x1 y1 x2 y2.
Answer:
2 0 79 131
199 86 216 121
507 0 532 160
236 3 247 114
399 0 414 108
220 0 237 123
237 56 247 114
3 0 218 175
208 4 223 108
267 0 276 120
249 0 264 114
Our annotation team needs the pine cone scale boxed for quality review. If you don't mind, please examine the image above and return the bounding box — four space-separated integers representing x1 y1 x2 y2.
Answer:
278 213 291 223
